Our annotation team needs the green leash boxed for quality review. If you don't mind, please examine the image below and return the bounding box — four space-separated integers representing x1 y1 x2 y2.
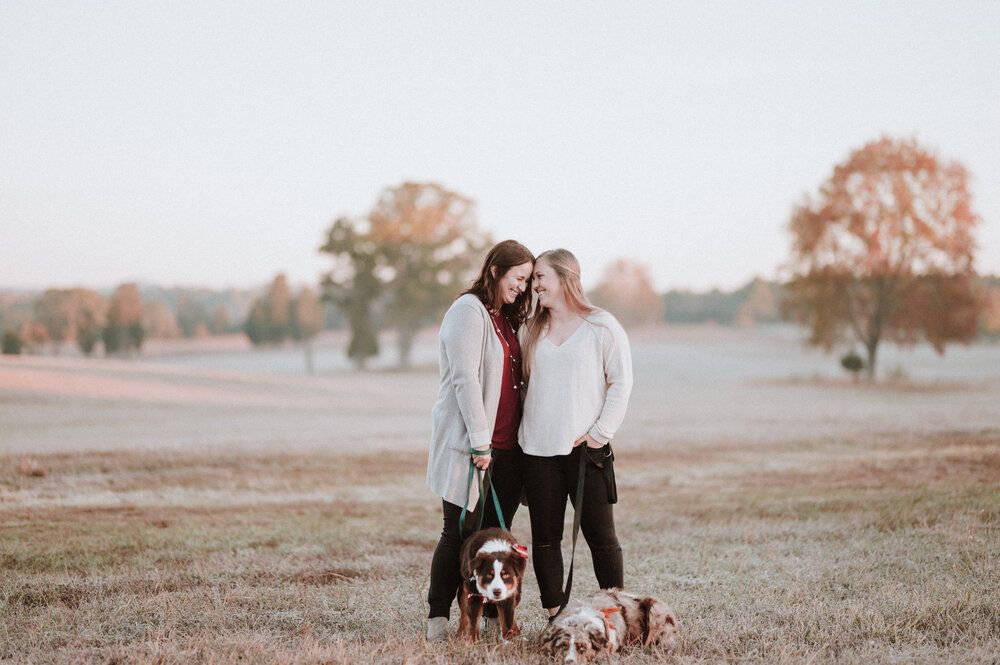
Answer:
459 447 508 537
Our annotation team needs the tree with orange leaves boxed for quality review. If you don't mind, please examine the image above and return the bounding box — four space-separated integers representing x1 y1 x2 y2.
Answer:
783 137 983 379
103 283 146 356
321 182 492 368
590 258 663 328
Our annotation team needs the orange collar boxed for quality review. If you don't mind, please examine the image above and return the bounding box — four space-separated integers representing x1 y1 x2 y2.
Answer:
599 607 621 653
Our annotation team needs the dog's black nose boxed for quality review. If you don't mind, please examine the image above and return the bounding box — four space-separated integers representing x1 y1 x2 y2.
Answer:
492 589 503 598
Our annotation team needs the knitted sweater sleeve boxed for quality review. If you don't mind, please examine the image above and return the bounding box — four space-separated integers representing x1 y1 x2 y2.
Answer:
439 299 492 451
587 313 633 444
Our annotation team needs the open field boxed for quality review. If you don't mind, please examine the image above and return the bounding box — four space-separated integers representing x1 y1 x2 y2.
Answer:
2 328 999 663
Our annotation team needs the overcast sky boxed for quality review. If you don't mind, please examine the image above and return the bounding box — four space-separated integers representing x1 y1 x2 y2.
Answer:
2 1 998 292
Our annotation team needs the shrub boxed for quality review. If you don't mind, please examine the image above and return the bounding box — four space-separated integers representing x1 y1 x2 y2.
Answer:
2 329 22 355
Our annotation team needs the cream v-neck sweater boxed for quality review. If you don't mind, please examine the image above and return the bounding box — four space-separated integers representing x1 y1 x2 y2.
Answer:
518 310 633 456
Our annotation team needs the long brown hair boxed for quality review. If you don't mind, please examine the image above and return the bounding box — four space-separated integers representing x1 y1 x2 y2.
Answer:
521 248 598 380
462 240 535 326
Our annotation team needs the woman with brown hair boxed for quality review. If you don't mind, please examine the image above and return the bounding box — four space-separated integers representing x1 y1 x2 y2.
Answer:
425 239 534 641
518 248 633 619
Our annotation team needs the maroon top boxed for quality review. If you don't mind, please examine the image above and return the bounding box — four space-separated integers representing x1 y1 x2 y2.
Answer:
490 312 522 450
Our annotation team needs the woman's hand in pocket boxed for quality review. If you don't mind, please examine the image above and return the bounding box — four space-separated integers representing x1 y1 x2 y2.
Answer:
573 433 604 448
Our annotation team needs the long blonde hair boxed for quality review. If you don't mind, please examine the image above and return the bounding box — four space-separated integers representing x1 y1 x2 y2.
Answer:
521 249 597 381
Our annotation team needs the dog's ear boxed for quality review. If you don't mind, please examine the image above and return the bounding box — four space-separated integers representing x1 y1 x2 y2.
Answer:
467 553 487 578
510 552 527 576
538 624 559 656
639 596 677 646
639 597 657 644
589 623 610 650
538 627 565 655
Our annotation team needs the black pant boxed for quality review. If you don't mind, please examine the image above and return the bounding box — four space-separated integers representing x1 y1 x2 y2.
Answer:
427 445 523 619
522 446 623 609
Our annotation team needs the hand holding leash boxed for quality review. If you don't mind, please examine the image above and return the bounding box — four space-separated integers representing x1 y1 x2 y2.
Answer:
460 446 506 536
472 450 492 469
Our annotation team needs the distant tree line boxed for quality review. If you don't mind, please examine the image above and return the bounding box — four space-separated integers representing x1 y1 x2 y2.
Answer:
4 269 999 361
0 284 259 357
7 284 149 356
6 138 1000 381
244 275 326 372
661 278 784 326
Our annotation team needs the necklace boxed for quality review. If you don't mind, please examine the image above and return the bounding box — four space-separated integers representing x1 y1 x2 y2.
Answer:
491 313 521 391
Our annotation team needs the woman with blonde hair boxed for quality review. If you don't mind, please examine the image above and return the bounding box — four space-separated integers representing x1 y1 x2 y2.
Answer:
518 248 633 619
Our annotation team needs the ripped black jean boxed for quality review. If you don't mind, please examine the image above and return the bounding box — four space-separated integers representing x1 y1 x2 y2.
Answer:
522 445 623 609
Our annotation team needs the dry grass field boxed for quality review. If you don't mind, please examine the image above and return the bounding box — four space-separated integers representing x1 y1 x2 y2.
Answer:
2 328 999 664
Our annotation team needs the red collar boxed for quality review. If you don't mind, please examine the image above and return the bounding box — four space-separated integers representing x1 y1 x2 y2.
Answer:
467 592 494 605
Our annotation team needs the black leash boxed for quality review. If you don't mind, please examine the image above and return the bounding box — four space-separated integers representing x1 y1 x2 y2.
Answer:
556 446 588 616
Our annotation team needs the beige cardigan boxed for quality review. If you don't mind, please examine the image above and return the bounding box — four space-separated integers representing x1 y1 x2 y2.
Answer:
426 294 505 507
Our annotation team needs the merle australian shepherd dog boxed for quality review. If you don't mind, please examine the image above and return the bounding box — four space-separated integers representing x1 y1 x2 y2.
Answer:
456 527 528 641
541 588 679 662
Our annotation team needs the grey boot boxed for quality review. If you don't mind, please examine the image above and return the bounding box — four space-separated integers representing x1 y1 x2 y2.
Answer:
426 616 449 642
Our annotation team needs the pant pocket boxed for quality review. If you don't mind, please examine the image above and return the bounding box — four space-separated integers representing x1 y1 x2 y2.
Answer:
585 445 605 469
